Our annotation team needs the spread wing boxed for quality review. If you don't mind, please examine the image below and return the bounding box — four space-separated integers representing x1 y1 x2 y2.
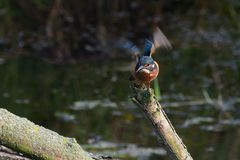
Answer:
143 39 153 56
151 27 172 55
116 38 141 56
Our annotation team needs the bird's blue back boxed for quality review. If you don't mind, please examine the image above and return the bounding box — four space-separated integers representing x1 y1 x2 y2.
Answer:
143 39 153 57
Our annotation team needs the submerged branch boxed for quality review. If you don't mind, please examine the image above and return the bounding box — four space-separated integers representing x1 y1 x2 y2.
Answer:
0 145 31 160
131 86 193 160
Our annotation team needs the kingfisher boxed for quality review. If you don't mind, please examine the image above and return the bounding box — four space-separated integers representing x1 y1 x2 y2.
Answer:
130 28 171 88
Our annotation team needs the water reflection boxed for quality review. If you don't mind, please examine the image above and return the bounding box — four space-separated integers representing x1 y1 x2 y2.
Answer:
0 53 239 159
84 141 167 160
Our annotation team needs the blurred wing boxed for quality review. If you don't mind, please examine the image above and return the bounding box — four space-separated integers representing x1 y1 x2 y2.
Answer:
143 39 153 56
151 27 172 55
116 38 140 56
130 45 141 56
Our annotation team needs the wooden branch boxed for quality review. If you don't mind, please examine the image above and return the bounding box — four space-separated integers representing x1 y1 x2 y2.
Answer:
0 144 32 160
0 144 118 160
131 86 193 160
0 108 93 160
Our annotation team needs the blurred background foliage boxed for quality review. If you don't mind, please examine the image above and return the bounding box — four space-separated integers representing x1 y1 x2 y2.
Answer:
0 0 240 61
0 0 240 160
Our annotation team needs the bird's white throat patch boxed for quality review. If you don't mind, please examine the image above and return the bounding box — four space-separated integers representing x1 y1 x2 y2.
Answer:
141 68 150 74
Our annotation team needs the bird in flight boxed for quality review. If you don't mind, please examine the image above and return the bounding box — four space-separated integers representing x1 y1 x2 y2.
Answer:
130 27 171 88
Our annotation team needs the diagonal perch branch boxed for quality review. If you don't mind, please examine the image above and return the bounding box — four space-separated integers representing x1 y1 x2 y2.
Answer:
131 85 193 160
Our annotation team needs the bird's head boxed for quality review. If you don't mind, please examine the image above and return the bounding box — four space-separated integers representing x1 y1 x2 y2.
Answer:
135 56 155 74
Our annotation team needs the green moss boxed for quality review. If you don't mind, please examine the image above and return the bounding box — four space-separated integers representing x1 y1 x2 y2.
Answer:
0 108 93 160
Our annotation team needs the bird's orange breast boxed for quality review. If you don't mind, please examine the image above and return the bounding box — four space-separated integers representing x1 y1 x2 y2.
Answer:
135 61 159 84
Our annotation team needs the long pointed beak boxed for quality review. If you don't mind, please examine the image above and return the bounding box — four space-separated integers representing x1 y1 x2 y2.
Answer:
136 65 144 72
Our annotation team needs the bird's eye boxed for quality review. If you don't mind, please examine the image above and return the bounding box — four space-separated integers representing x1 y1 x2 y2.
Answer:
145 64 150 67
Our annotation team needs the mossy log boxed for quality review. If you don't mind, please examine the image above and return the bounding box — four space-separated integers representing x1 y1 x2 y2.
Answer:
131 86 193 160
0 108 93 160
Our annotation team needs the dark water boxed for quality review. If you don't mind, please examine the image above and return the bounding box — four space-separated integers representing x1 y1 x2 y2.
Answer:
0 45 239 159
